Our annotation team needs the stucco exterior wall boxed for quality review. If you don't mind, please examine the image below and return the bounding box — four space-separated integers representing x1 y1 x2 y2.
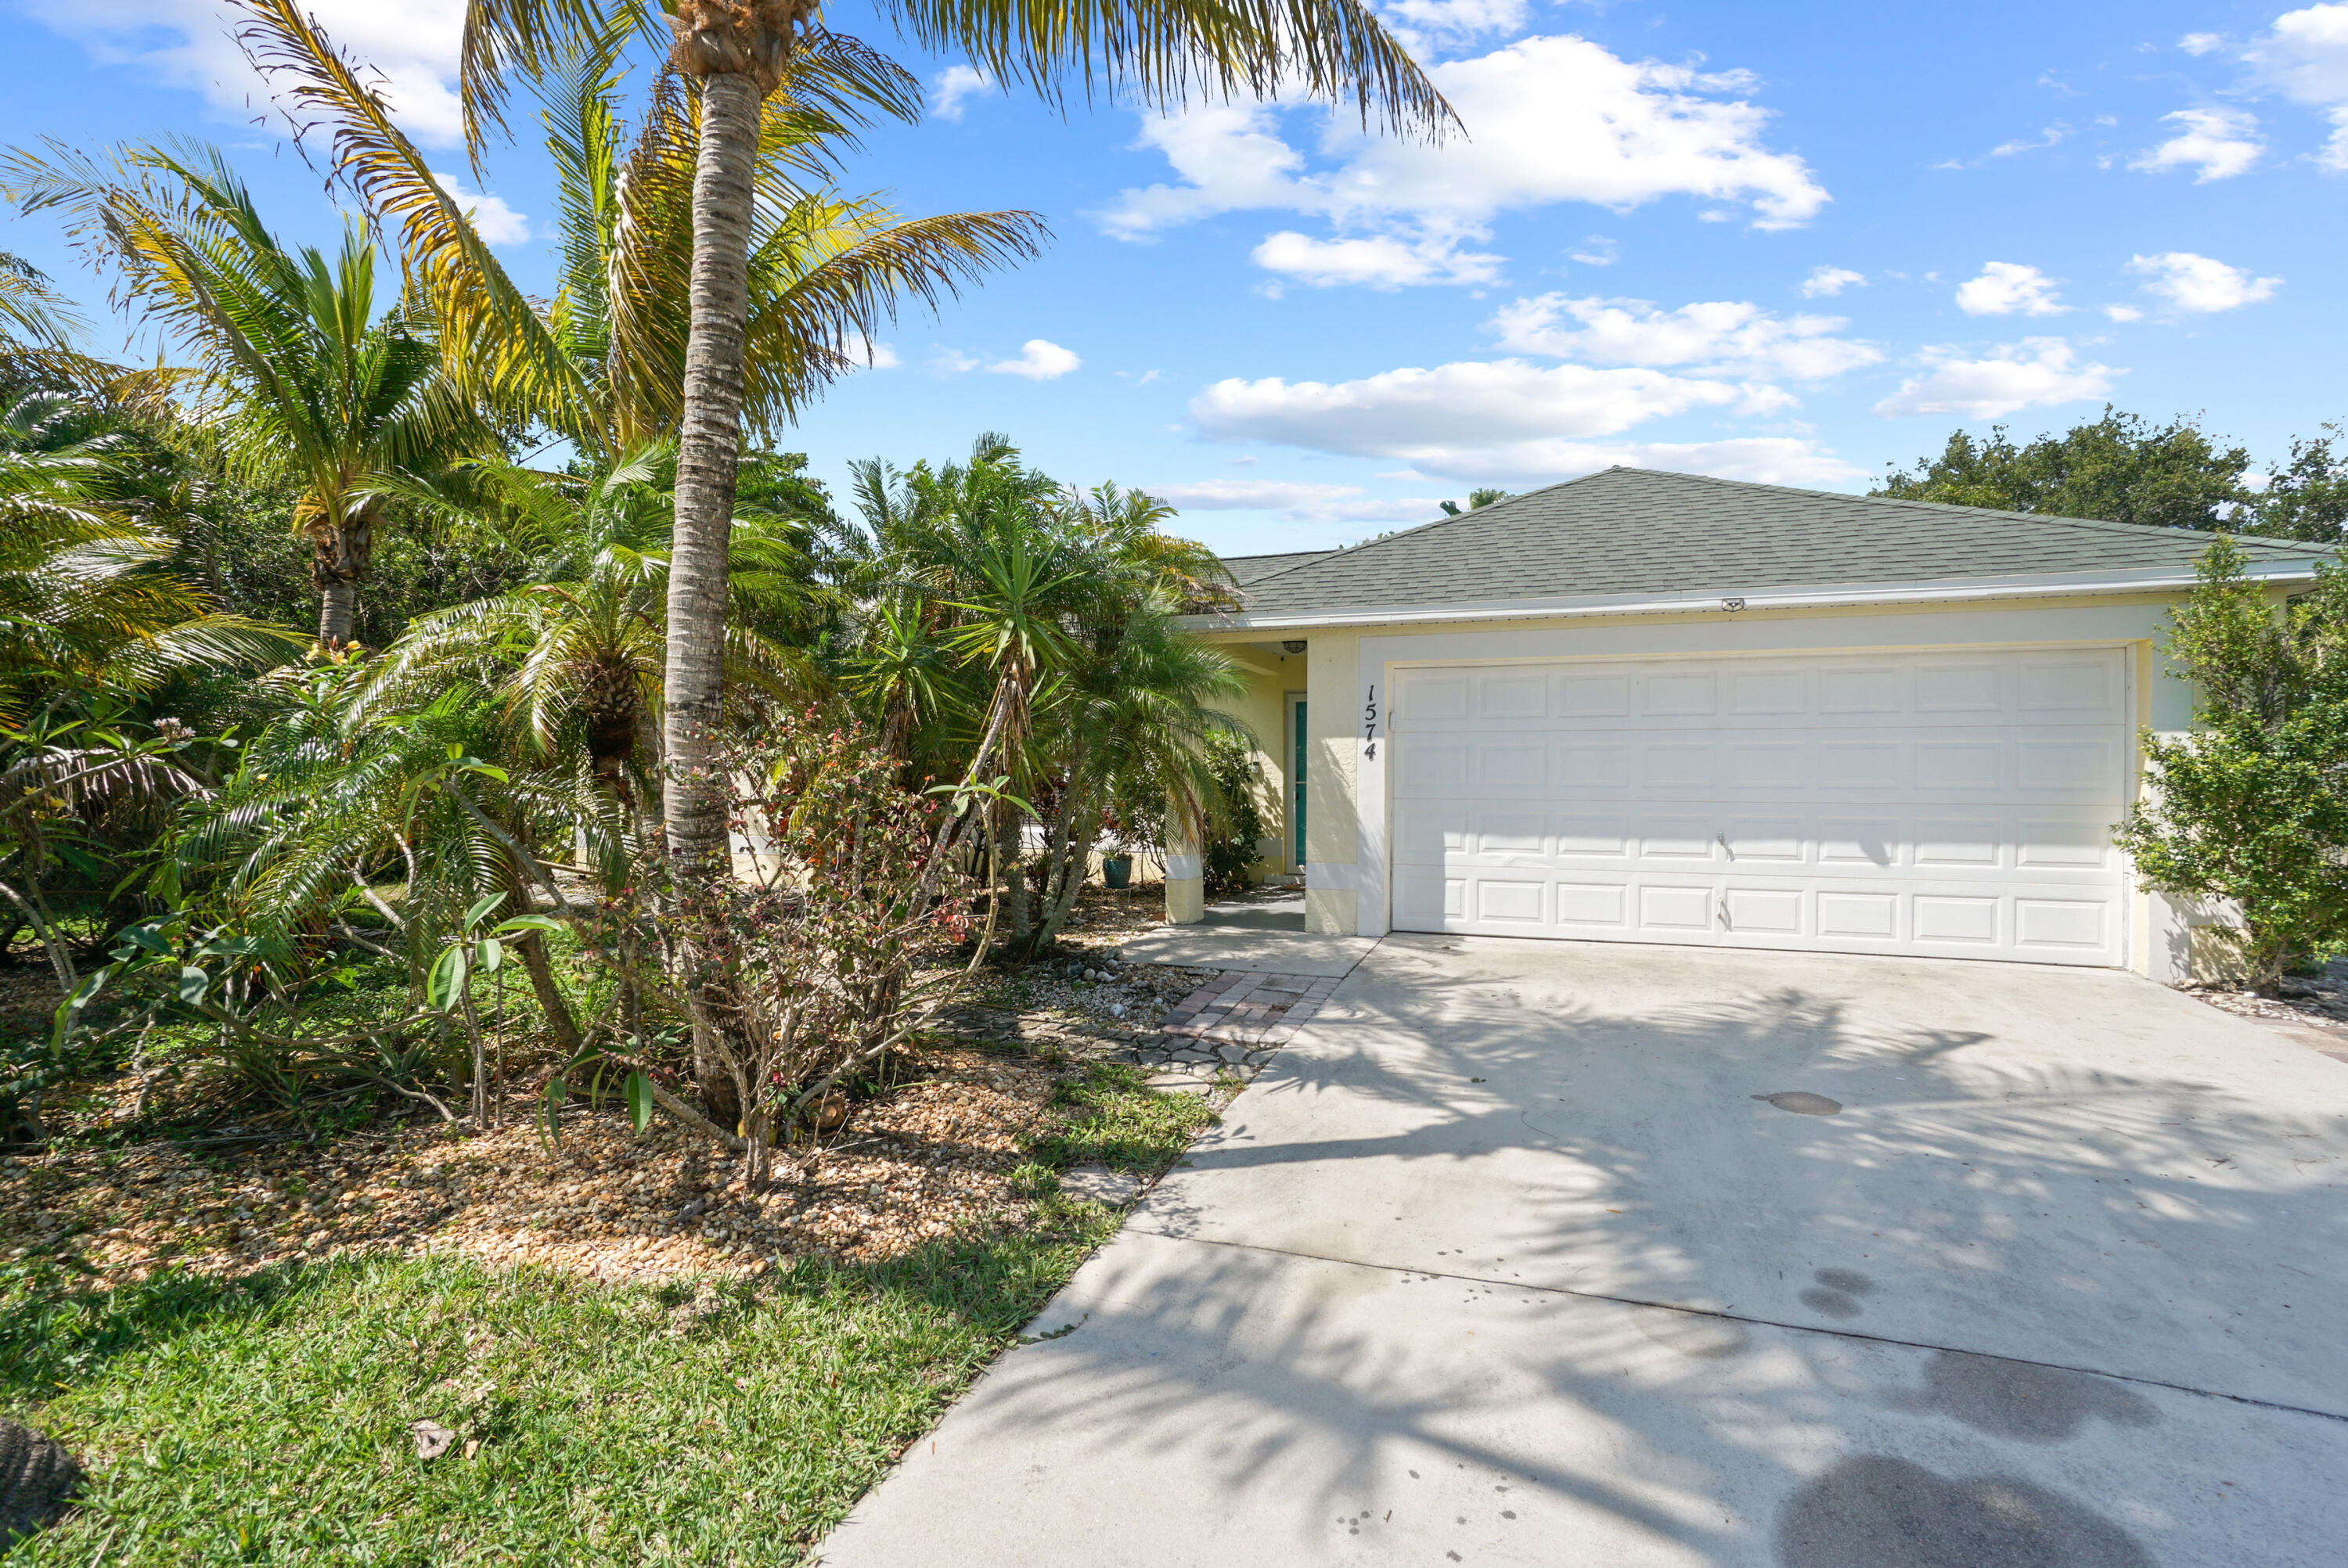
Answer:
1204 591 2214 977
1219 656 1291 884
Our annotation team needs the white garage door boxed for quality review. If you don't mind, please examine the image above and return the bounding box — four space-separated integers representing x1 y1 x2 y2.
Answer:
1388 646 2132 966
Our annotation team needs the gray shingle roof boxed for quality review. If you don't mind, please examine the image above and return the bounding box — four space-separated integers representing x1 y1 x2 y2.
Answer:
1225 467 2325 622
1221 549 1336 586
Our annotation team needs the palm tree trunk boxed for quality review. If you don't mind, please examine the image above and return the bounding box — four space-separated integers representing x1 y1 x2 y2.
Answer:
317 577 359 648
307 499 374 649
665 67 765 1126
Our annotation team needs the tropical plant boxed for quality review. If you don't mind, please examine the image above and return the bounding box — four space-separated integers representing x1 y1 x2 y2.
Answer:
1200 729 1267 896
452 0 1449 1073
2 142 484 646
2116 537 2348 991
832 437 1242 958
0 249 81 356
168 657 592 1054
1439 487 1510 516
362 444 823 843
241 0 1047 466
0 393 301 719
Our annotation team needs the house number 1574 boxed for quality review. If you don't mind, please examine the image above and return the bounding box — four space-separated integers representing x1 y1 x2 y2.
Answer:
1363 685 1379 760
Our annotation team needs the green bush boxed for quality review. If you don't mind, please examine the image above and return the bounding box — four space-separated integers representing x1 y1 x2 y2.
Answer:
2117 537 2348 990
1201 731 1267 895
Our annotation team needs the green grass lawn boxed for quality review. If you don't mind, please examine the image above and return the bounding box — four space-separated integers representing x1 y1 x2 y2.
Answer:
2 1066 1215 1564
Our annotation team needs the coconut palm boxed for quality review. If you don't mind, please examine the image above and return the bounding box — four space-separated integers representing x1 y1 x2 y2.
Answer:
240 0 1046 463
2 143 485 647
457 0 1448 910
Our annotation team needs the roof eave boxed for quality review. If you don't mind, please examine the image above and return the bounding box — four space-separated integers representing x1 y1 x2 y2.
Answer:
1181 559 2327 634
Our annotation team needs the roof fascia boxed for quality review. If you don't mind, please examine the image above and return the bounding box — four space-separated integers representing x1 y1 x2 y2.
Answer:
1189 559 2326 633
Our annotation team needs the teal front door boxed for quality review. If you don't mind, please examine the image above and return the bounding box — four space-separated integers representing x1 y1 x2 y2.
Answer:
1291 697 1307 869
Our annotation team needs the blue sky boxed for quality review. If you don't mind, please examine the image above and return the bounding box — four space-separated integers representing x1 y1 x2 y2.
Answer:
5 1 2345 556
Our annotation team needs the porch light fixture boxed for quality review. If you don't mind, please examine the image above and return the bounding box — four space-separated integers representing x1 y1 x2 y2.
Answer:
1281 639 1307 654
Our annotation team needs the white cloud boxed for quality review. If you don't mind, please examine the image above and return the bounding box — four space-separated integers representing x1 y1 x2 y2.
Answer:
2126 251 2282 312
987 339 1082 379
1567 236 1618 266
2249 5 2348 170
2130 107 2265 181
841 333 901 370
1872 338 2118 419
1251 228 1504 288
929 349 983 374
430 173 528 246
932 65 991 121
1487 294 1881 380
1190 360 1763 467
1954 261 2067 317
1101 34 1828 287
2180 32 2225 56
1379 0 1529 49
1151 479 1441 524
1182 358 1856 485
2105 304 2146 322
1799 265 1866 298
1990 121 2073 156
23 0 471 145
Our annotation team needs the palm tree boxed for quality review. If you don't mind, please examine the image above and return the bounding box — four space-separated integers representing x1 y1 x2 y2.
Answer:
458 0 1449 900
0 250 82 357
0 390 304 984
832 437 1244 954
242 0 1046 462
2 144 484 647
171 657 592 1057
362 446 819 848
0 393 300 720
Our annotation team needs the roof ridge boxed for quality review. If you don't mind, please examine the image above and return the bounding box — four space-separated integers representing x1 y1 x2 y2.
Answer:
1255 468 1618 570
1631 466 2317 558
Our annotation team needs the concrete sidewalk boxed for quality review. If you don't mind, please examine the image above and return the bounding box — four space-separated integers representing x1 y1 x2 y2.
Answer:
819 937 2348 1567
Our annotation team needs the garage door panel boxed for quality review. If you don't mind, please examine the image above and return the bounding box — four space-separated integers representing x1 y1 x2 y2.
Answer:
2015 897 2109 951
1817 890 1899 939
1723 886 1803 934
1555 882 1629 926
2018 656 2122 715
1390 647 2129 966
1637 884 1714 932
1728 670 1807 714
1915 664 2003 713
1723 818 1805 863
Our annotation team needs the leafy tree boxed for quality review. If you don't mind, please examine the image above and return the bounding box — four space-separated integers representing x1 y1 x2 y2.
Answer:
1876 408 2251 531
2116 537 2348 991
2246 423 2348 542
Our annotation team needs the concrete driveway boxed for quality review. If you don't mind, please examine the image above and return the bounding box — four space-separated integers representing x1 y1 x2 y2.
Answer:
819 937 2348 1567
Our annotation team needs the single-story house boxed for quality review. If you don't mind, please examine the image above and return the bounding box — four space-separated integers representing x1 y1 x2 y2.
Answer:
1169 465 2330 984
